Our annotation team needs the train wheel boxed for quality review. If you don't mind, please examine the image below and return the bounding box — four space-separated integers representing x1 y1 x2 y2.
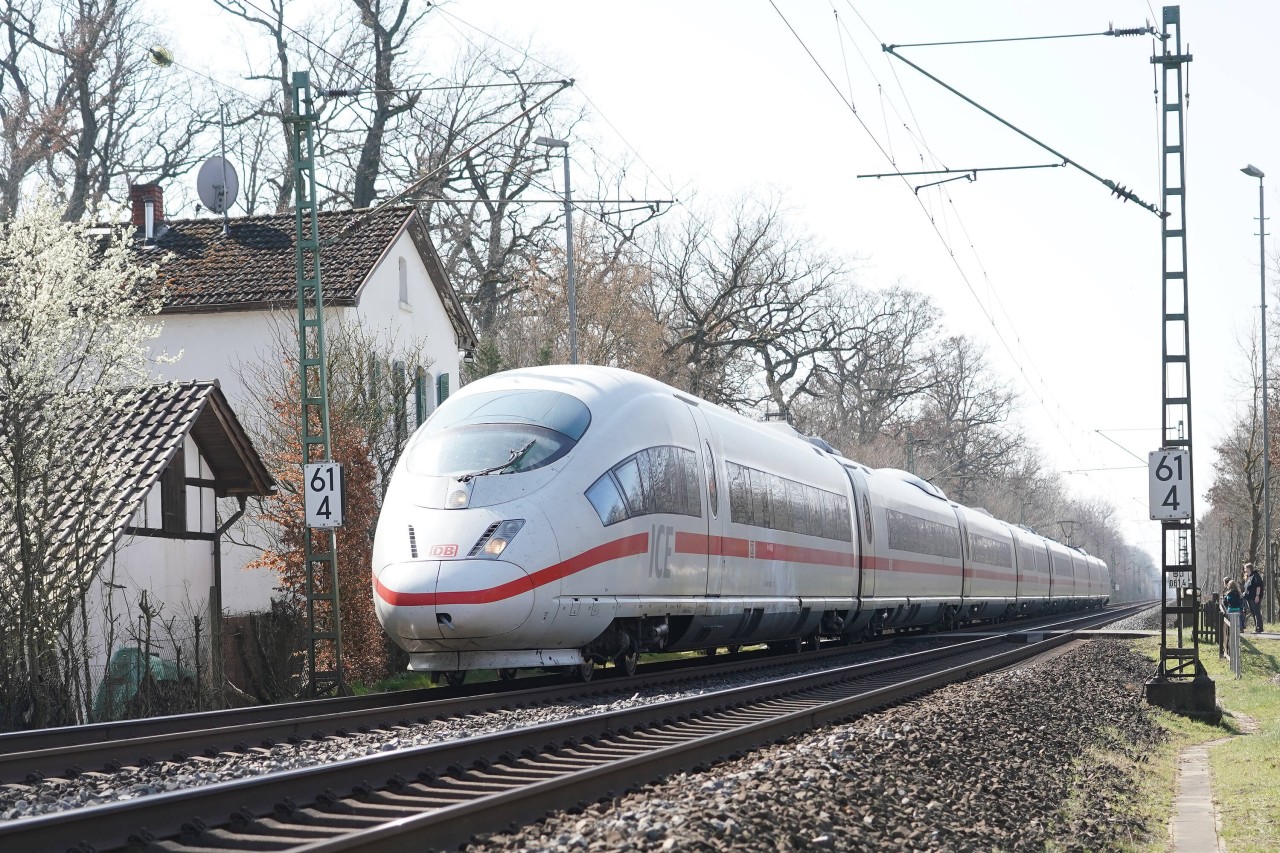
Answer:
727 645 741 656
497 668 519 682
616 649 638 677
443 670 467 687
576 658 595 682
702 646 717 657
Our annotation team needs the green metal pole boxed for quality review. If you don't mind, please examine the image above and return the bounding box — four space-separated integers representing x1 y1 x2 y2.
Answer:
289 70 345 696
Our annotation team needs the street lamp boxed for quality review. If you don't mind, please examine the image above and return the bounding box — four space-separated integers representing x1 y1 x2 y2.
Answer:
535 135 577 364
1242 163 1270 621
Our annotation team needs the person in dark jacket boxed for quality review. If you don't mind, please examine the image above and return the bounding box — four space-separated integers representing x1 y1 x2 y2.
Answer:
1245 563 1265 633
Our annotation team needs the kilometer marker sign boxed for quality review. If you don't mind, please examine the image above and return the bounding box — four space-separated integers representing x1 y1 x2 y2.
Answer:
1148 449 1191 521
305 462 346 528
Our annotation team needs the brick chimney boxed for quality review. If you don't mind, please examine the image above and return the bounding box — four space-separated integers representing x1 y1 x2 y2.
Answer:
129 183 163 239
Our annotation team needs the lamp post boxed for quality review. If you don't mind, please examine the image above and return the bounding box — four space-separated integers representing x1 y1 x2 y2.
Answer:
535 135 577 364
1243 163 1271 622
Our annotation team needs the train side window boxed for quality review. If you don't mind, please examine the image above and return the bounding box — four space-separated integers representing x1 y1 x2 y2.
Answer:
749 468 769 528
823 491 841 540
585 446 704 526
788 480 809 536
727 462 750 524
835 495 852 541
769 475 792 533
585 475 629 526
613 457 647 516
641 447 672 513
703 442 718 518
806 486 822 537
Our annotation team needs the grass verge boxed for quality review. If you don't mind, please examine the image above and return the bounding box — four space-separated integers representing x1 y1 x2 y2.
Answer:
1129 632 1280 852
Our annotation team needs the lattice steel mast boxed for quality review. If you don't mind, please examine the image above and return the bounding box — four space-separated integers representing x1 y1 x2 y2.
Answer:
288 70 345 696
1152 7 1201 682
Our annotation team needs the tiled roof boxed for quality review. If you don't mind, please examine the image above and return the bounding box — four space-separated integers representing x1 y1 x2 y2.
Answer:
146 206 414 311
0 382 273 576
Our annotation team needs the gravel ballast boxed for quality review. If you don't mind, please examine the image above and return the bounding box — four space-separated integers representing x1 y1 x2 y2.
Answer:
465 638 1166 852
0 640 946 821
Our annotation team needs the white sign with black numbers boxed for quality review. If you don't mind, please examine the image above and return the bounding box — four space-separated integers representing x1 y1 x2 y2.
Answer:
304 462 345 528
1149 449 1191 520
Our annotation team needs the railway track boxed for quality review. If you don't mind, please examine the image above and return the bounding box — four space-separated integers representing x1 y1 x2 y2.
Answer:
0 603 1149 852
0 601 1150 784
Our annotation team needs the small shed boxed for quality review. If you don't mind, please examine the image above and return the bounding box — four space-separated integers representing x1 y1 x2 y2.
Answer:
80 381 273 710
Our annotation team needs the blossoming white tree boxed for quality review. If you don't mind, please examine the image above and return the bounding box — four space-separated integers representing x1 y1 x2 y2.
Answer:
0 193 163 727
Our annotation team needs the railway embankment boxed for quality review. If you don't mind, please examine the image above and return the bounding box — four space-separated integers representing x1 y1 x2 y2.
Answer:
466 637 1167 852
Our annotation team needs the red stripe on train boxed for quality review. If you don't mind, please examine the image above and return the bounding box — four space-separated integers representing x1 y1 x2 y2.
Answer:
375 528 1071 607
375 533 649 606
674 533 856 567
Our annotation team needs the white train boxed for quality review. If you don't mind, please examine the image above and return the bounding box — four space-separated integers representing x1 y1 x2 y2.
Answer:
372 366 1110 680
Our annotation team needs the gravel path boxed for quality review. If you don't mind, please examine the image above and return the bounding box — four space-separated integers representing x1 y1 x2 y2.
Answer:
465 636 1165 852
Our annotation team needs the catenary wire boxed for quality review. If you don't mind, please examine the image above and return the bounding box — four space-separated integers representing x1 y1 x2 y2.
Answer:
836 2 1157 478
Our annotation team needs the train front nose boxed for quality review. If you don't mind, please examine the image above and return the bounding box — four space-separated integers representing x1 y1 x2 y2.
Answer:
374 558 535 641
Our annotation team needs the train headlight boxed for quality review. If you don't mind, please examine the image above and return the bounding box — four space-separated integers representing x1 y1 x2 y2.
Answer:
446 484 471 508
469 519 525 558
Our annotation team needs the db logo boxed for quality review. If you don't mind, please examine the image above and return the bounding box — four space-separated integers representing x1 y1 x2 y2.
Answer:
430 544 458 557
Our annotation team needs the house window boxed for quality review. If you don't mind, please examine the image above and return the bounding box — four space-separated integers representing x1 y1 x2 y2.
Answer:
398 256 410 309
161 446 187 534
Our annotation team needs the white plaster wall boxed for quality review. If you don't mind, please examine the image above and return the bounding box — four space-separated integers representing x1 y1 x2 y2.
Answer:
146 229 466 614
151 310 295 402
355 230 465 396
185 434 216 534
85 492 218 703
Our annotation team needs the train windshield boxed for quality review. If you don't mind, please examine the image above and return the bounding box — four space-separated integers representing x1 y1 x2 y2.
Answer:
404 389 591 478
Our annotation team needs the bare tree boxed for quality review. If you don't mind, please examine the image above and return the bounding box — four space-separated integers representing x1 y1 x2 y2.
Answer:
211 0 366 212
647 197 848 414
1 0 207 220
391 45 584 335
474 218 668 374
909 335 1024 503
1205 337 1268 570
795 285 940 448
342 0 429 207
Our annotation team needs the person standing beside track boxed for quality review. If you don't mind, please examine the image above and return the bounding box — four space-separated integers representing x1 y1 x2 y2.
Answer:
1224 580 1246 633
1245 563 1265 633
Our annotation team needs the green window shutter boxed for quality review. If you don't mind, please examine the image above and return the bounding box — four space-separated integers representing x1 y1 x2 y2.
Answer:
393 360 406 445
415 366 428 426
437 372 450 403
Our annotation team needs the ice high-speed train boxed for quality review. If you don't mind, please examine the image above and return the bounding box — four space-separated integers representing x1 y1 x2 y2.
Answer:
372 366 1109 680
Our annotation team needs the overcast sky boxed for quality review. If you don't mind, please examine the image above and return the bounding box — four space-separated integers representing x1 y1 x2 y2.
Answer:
167 1 1280 563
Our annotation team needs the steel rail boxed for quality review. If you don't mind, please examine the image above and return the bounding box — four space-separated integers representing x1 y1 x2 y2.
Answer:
2 638 1012 852
0 635 908 760
0 640 899 784
0 606 1149 853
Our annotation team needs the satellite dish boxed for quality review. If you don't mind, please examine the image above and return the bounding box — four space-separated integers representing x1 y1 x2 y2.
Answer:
196 156 240 215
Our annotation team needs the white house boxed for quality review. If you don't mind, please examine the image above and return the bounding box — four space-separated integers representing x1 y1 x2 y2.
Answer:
131 183 479 614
